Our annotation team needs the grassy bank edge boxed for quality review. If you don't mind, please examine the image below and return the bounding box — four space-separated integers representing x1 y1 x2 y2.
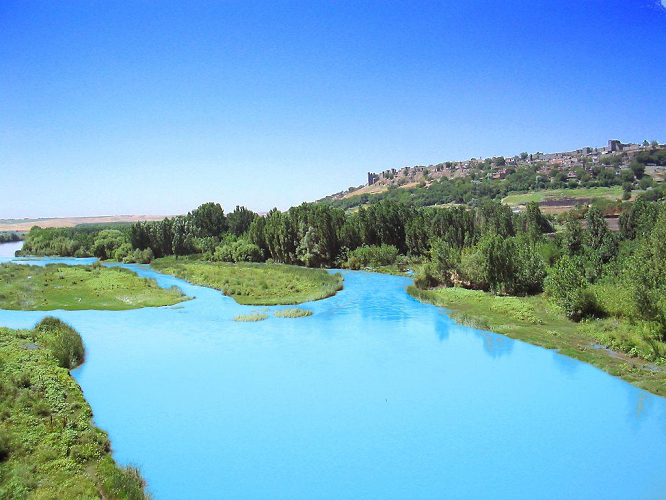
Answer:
0 318 151 498
0 263 187 311
407 286 666 397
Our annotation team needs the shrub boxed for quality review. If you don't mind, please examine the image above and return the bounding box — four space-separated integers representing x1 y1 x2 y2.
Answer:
214 240 263 263
234 312 268 322
37 317 85 369
274 308 313 318
98 460 152 500
545 256 599 321
346 244 399 269
0 430 10 462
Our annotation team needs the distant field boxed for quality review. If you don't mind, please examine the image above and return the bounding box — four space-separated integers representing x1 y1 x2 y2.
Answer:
503 186 624 205
0 214 171 232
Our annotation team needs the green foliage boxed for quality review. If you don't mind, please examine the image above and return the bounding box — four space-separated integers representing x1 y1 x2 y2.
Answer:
188 202 227 238
124 247 155 264
562 214 585 256
234 312 268 322
213 240 263 263
36 317 84 369
20 225 131 258
519 201 554 239
98 461 151 500
151 256 343 305
227 206 258 236
623 209 666 339
0 321 151 499
545 256 599 321
0 233 21 244
346 244 399 270
274 308 313 318
0 263 185 311
0 431 9 462
93 229 127 260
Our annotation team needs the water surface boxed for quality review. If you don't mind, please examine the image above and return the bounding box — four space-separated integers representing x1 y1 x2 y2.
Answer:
0 240 23 257
1 257 665 499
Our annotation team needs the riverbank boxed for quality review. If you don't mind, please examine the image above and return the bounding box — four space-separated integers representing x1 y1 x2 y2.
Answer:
151 256 343 305
0 263 186 310
0 318 151 498
408 286 666 396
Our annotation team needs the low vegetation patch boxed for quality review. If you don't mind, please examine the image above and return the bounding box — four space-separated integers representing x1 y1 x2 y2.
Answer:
274 307 313 318
151 256 343 306
234 312 268 322
0 263 185 310
503 186 624 205
0 318 151 499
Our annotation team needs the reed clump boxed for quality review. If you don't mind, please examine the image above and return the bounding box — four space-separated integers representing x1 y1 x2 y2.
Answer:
234 312 268 322
274 308 313 318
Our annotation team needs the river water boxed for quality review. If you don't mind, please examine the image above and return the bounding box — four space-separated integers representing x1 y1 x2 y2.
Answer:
0 256 665 499
0 240 23 257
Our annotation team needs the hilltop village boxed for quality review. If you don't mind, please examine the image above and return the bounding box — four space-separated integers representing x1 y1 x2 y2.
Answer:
326 139 666 203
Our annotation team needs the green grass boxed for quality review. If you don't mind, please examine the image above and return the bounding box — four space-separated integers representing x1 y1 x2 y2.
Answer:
274 307 313 318
503 186 624 205
408 286 666 396
0 263 186 310
0 318 151 499
234 312 269 322
151 256 343 306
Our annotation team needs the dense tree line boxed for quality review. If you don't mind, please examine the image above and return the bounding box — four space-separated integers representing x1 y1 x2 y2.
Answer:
18 193 666 344
0 232 21 244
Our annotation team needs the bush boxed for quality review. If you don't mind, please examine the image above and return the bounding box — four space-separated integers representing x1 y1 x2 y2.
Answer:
0 430 10 462
274 308 313 318
126 247 155 264
37 317 85 369
346 244 399 269
98 460 151 500
234 312 268 322
545 256 600 321
214 240 263 263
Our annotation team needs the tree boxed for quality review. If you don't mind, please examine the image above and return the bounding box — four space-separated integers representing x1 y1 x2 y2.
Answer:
189 202 227 238
630 162 645 180
92 229 126 260
521 202 552 240
586 205 616 264
562 214 584 256
171 216 194 257
626 210 666 339
227 206 258 236
545 256 597 321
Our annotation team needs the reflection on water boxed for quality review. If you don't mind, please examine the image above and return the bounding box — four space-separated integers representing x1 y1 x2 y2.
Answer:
0 258 665 499
552 349 581 376
0 240 23 258
479 330 514 358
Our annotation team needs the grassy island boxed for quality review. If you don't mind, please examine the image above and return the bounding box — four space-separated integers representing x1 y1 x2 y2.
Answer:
151 256 343 305
408 287 666 396
0 318 151 499
0 263 185 311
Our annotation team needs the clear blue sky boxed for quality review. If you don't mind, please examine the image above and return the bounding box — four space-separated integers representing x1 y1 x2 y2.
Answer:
1 1 665 218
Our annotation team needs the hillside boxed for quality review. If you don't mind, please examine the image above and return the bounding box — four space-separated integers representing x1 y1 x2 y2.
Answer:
319 139 666 211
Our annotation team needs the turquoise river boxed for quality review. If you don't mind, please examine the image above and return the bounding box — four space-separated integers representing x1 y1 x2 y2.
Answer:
1 251 665 499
